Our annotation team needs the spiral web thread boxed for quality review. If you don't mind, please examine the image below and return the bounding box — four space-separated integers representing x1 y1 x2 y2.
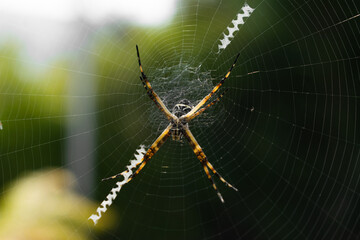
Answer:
88 145 146 225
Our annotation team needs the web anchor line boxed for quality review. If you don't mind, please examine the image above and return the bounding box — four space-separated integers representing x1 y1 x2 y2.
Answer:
217 2 255 53
88 145 146 225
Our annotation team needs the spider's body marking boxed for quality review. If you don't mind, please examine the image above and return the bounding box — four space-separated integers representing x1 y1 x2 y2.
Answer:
170 124 183 141
169 119 187 142
172 99 193 118
170 99 193 141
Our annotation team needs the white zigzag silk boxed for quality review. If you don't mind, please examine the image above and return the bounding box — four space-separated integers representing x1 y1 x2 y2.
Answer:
88 145 147 225
218 2 255 52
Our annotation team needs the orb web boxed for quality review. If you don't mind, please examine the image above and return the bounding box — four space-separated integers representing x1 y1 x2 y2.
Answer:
0 0 359 239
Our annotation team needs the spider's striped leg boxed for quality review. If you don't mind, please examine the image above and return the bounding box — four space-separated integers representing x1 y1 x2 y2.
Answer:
140 76 164 112
136 45 175 121
201 161 224 203
182 126 237 202
102 124 172 182
187 90 228 121
204 160 238 191
181 53 240 121
183 126 223 202
127 123 172 183
102 170 128 181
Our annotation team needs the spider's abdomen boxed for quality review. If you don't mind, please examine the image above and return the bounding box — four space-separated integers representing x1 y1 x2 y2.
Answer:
171 99 193 141
171 125 183 141
172 99 193 118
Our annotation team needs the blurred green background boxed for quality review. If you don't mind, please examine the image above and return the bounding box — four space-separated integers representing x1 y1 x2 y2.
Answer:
0 0 359 239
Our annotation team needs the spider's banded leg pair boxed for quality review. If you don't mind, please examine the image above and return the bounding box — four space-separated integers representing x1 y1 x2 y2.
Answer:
101 124 172 182
182 124 238 203
103 45 239 202
136 45 176 122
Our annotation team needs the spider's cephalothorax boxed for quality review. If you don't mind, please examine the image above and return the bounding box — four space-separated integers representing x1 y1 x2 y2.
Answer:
172 99 193 117
103 45 240 203
171 99 193 141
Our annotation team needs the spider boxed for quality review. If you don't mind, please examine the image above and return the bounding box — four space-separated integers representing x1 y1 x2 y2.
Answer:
103 45 240 202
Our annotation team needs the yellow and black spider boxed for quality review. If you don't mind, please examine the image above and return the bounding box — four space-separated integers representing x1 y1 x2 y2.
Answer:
103 45 239 202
